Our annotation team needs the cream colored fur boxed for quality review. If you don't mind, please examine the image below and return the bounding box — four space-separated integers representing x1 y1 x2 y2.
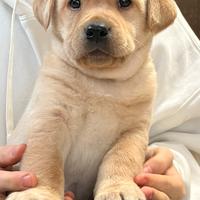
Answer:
6 0 176 200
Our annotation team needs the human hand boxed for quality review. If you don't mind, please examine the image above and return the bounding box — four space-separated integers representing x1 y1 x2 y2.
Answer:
0 144 75 200
134 147 186 200
0 144 37 199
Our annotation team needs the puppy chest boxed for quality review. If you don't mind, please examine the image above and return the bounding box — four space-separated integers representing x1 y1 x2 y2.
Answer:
64 99 138 184
67 98 137 145
66 101 122 162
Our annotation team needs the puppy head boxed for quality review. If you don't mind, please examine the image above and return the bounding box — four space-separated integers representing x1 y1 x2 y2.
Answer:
33 0 176 70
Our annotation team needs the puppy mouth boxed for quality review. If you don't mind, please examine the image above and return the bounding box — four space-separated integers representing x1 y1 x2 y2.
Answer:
79 49 120 68
87 50 110 61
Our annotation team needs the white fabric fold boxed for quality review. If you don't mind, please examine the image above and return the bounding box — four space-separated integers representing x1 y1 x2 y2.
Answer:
1 0 33 17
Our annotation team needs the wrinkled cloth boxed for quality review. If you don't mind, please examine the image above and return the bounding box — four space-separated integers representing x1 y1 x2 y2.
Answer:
0 1 200 199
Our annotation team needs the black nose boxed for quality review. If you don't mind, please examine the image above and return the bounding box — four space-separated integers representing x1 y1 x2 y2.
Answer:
85 24 109 42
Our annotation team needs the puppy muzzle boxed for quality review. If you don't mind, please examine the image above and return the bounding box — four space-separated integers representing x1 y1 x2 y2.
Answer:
68 13 135 66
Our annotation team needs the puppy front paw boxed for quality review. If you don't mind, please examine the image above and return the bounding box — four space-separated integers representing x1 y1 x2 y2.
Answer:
6 187 61 200
95 180 146 200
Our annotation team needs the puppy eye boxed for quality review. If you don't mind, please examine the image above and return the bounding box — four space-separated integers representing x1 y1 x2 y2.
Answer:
118 0 132 8
69 0 81 9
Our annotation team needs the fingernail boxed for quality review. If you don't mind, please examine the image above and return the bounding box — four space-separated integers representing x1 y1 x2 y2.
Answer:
143 166 152 173
22 174 36 188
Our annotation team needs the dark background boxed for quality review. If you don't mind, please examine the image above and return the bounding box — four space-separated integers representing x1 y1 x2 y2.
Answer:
176 0 200 39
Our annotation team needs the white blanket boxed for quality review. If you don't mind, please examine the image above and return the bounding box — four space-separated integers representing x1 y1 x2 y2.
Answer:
0 1 200 199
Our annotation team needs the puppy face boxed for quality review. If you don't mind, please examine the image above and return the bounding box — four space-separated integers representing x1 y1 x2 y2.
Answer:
53 0 148 69
33 0 176 69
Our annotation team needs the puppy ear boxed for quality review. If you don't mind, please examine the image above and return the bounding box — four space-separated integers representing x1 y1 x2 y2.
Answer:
147 0 177 33
33 0 55 30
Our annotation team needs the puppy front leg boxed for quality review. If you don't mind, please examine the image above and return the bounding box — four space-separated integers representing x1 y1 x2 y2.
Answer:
6 113 70 200
94 129 148 200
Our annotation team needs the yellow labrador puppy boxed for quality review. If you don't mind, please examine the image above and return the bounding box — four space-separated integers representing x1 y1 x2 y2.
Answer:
7 0 176 200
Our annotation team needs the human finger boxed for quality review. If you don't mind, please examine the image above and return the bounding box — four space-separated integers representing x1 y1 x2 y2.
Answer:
144 147 173 174
0 171 37 192
135 172 182 197
141 186 170 200
0 144 26 168
64 196 74 200
166 166 186 200
64 191 75 200
0 193 6 200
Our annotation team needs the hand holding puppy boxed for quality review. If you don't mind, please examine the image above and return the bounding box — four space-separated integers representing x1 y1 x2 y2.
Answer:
0 145 75 200
0 145 37 200
135 147 186 200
